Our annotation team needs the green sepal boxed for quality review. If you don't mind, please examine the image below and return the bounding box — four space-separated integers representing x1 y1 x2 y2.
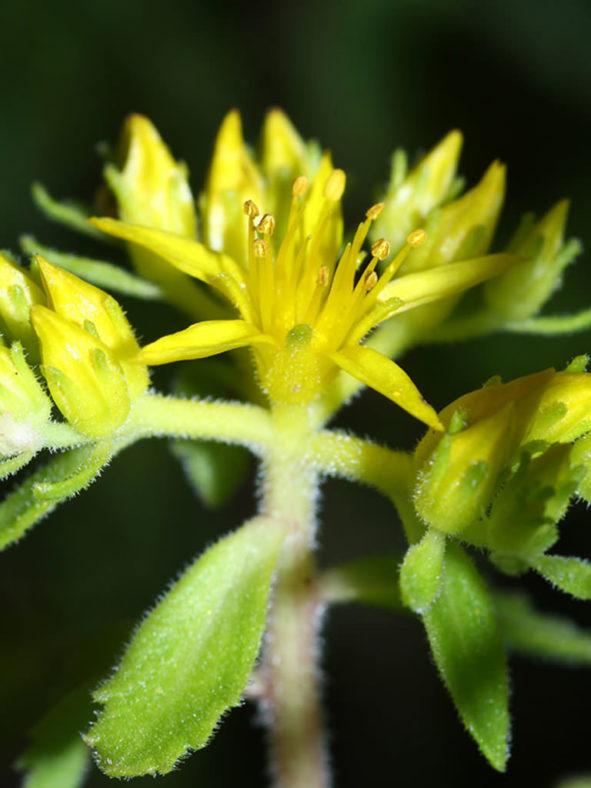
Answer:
0 441 112 551
33 440 112 501
21 236 163 300
16 685 92 788
0 450 37 479
31 183 109 241
528 554 591 599
85 515 287 777
319 555 402 609
494 591 591 665
423 543 509 772
399 528 446 613
170 439 249 509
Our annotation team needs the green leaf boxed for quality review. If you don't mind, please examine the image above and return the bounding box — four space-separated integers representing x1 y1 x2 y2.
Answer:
319 555 402 609
20 236 164 300
399 528 446 613
0 441 112 551
170 439 249 509
423 543 509 771
17 686 92 788
494 591 591 665
85 516 286 777
529 554 591 599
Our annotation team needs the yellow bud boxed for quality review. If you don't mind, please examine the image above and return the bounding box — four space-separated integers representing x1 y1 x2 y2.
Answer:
414 366 591 537
106 114 197 238
35 256 148 398
0 254 45 352
261 109 308 180
408 159 506 273
372 130 463 251
484 200 580 322
31 306 131 437
414 402 517 535
0 343 51 455
202 110 265 262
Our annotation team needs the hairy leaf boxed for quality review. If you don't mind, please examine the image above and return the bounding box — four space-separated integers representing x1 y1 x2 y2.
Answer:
86 516 286 777
423 543 509 771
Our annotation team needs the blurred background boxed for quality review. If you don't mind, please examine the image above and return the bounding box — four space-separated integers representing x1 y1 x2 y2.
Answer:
2 0 591 785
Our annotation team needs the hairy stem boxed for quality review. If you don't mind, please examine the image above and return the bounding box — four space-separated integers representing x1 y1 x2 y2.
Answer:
259 403 330 788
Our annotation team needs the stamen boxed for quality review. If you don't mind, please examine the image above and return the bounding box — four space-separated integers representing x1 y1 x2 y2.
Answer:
258 213 276 236
253 239 268 258
366 202 385 221
370 239 391 261
244 199 260 219
407 228 427 247
364 271 378 292
292 175 309 198
323 169 346 202
317 266 330 286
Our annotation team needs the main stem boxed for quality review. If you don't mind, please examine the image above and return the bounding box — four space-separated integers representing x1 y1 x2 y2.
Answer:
260 403 330 788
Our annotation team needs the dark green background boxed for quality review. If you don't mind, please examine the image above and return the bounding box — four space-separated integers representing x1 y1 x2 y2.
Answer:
1 0 591 785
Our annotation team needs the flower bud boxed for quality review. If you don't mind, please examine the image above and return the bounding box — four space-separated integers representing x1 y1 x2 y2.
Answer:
0 253 45 354
201 110 265 263
105 114 197 238
31 306 131 437
0 343 51 456
414 402 517 535
414 366 591 538
36 256 148 398
372 131 463 252
484 200 581 322
260 109 315 235
406 160 506 275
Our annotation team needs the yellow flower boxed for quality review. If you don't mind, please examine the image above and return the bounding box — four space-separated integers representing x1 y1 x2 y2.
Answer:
86 113 517 428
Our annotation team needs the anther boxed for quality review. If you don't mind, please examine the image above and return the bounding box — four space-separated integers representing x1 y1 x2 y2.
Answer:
292 175 309 197
407 229 427 248
364 271 378 292
317 266 330 286
366 202 385 221
371 238 391 260
323 169 346 202
243 200 260 219
253 239 268 258
257 213 276 236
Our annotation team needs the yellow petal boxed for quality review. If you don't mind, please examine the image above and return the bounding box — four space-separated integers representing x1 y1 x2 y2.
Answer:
89 218 253 321
376 252 521 321
330 345 443 430
261 109 308 179
137 319 276 365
